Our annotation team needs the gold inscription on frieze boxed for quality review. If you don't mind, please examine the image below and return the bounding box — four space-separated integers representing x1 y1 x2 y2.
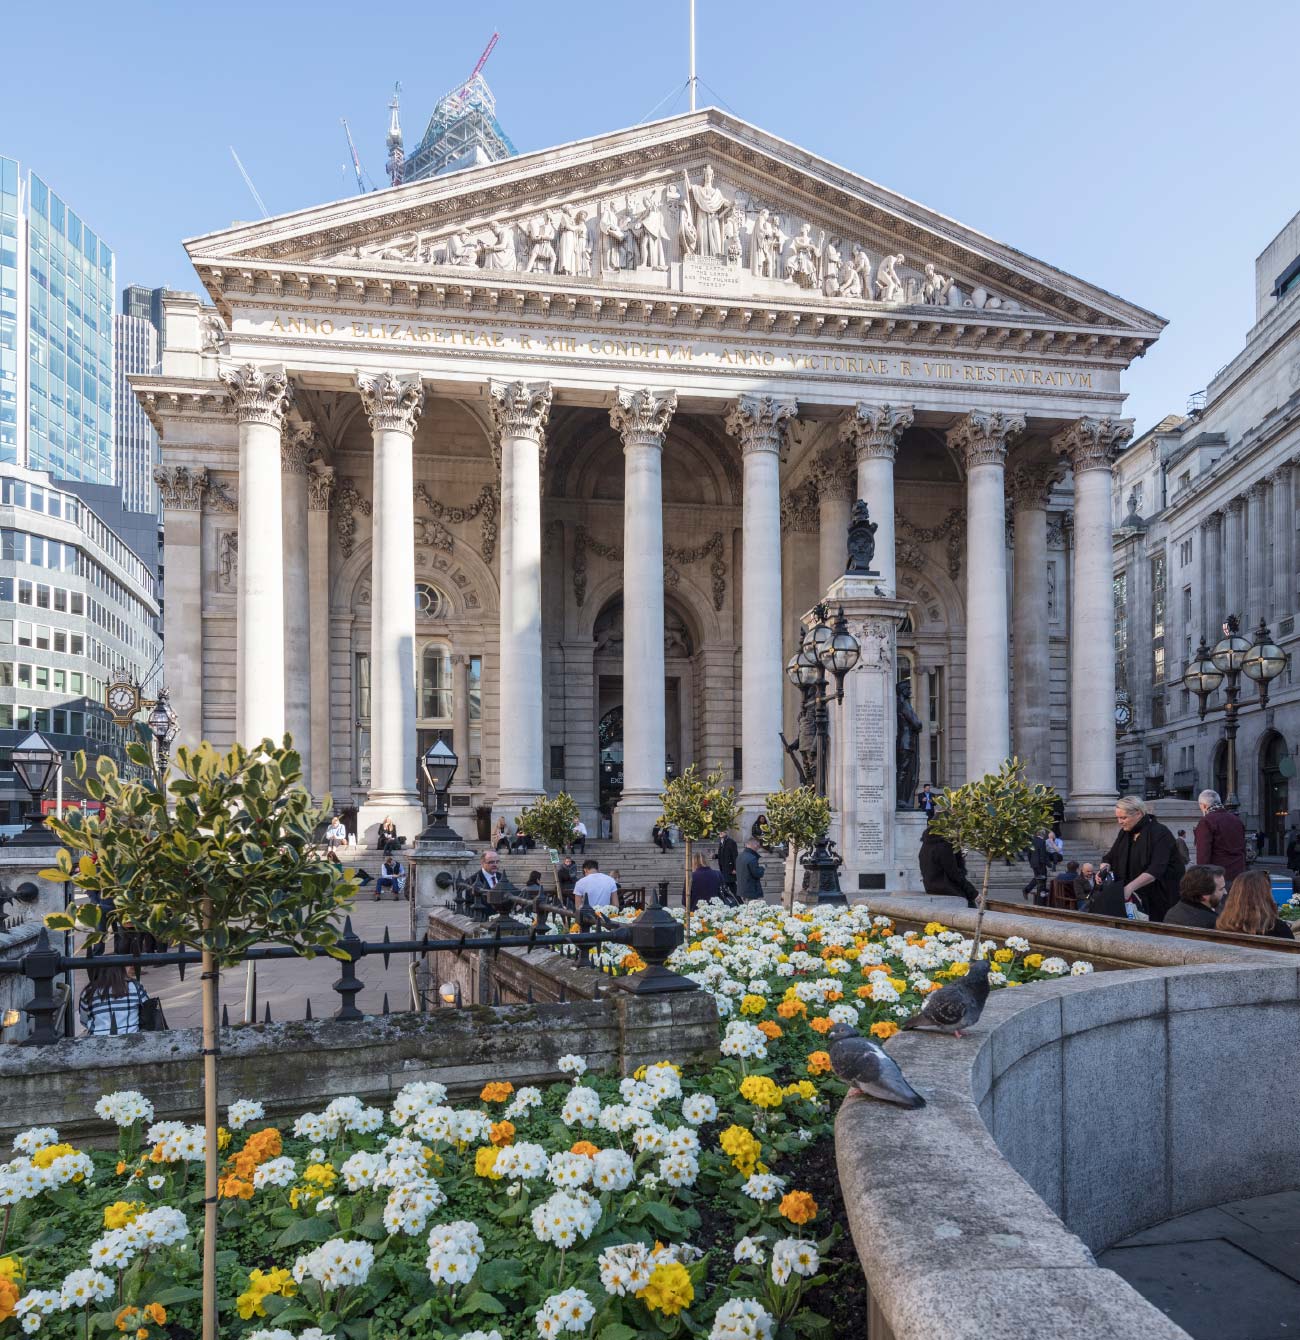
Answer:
262 315 1093 388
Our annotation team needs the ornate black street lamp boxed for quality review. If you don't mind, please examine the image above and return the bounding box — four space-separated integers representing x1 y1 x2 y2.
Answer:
419 739 461 842
11 731 62 846
1182 615 1287 810
782 603 861 904
147 688 179 771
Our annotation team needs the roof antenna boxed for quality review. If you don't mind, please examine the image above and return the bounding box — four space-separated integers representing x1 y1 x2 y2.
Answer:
229 147 269 219
689 0 697 111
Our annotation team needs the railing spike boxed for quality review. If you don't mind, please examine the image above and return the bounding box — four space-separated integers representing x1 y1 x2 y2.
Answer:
177 958 186 982
221 1003 229 1028
382 993 390 1015
263 1002 271 1024
382 925 392 970
305 998 313 1021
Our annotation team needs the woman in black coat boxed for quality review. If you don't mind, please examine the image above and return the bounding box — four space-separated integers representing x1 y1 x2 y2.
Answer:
1103 796 1184 922
918 827 979 907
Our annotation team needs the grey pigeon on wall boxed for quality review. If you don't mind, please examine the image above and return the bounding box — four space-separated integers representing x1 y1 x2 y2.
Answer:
900 957 991 1037
827 1022 926 1109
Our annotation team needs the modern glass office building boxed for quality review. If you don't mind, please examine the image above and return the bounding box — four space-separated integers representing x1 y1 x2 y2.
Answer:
1 157 116 487
114 308 159 514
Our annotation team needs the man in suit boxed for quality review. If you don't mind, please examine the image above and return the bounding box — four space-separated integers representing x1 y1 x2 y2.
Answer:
737 837 766 901
716 830 739 898
1021 830 1050 903
471 849 501 895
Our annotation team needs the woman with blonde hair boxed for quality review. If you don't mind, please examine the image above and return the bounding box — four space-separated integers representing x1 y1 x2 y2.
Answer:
1102 795 1184 922
1217 870 1295 940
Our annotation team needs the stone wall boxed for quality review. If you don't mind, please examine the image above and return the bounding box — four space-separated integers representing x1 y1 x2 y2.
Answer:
834 910 1300 1340
0 920 44 1044
0 988 718 1145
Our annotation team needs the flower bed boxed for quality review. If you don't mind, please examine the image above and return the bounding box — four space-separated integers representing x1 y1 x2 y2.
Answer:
0 904 1091 1340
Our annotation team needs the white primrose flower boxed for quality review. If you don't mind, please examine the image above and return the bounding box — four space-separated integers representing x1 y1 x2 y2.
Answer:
225 1098 264 1130
659 1152 700 1187
546 1151 593 1189
1039 957 1069 975
597 1242 653 1296
94 1091 154 1127
536 1287 596 1337
741 1173 786 1202
1071 960 1094 975
252 1157 297 1190
559 1085 602 1129
12 1128 58 1156
557 1054 588 1077
530 1189 601 1248
425 1220 485 1286
733 1234 767 1264
710 1298 776 1340
59 1269 114 1308
590 1149 634 1191
681 1093 718 1126
771 1237 820 1285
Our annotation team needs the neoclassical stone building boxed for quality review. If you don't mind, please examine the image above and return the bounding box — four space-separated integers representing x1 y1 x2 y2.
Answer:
137 109 1162 878
1111 206 1300 851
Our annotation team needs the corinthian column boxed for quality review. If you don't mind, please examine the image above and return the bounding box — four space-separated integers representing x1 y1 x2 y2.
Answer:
356 371 425 840
153 465 207 756
839 403 914 597
808 444 854 596
726 394 797 822
282 421 313 783
1054 415 1134 817
1224 496 1246 622
948 410 1023 781
1200 510 1223 641
489 379 552 814
1272 464 1294 621
1246 479 1268 626
220 363 293 745
1009 463 1059 785
610 386 677 837
307 463 335 797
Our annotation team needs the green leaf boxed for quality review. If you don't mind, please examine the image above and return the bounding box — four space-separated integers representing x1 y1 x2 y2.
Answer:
460 1291 506 1316
599 1326 641 1340
476 1258 525 1294
151 1284 204 1306
273 1215 335 1249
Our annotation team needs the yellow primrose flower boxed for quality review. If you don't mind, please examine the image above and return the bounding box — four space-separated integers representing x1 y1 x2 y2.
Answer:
637 1261 694 1316
993 948 1015 964
738 1075 783 1109
739 994 767 1015
1024 953 1043 969
302 1163 336 1188
103 1201 146 1230
923 921 947 935
475 1146 504 1179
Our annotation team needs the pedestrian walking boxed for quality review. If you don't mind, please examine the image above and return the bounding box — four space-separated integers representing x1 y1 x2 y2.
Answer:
1022 830 1050 903
1174 830 1190 866
737 836 766 901
1194 790 1247 884
918 826 979 907
716 830 739 898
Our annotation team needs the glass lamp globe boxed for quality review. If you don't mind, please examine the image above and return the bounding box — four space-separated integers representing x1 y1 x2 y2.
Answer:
1242 624 1287 683
820 625 861 677
1182 639 1224 696
1211 629 1250 673
795 641 822 687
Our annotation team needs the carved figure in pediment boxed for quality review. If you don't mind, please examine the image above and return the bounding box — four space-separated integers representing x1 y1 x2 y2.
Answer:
876 253 906 303
723 209 743 266
750 208 781 279
447 229 481 267
681 166 729 259
822 238 842 297
921 263 952 306
598 199 631 274
851 246 873 302
361 232 420 262
200 314 228 355
218 532 238 592
523 213 558 274
482 221 517 271
784 223 820 289
554 205 588 276
632 192 669 270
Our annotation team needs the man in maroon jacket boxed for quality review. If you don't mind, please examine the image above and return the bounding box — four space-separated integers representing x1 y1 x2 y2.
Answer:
1195 790 1247 885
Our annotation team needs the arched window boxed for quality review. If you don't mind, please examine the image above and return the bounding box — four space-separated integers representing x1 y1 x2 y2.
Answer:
415 582 447 619
420 644 452 720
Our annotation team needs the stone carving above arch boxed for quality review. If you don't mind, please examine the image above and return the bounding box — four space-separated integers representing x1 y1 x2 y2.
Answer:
895 506 965 580
592 597 697 660
572 525 727 611
414 482 499 563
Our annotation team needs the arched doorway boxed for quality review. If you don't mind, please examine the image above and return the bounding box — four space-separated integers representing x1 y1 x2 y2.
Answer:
1260 731 1292 856
592 595 697 814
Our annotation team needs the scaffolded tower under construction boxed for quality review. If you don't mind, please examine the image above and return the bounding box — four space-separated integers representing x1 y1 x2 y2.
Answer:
402 70 516 182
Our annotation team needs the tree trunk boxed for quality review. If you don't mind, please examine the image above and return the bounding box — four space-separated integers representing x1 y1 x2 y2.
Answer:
201 899 219 1340
683 837 693 937
969 858 992 961
783 845 799 912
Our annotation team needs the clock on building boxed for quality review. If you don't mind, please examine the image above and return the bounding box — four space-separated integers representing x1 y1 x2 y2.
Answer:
1114 700 1132 730
106 681 141 724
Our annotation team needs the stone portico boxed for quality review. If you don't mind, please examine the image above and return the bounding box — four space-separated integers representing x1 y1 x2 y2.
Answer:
136 109 1163 887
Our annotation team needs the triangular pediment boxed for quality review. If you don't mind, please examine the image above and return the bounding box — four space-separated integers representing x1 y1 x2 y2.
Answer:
187 109 1163 341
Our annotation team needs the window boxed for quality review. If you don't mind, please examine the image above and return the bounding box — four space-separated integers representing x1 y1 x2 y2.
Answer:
1179 538 1193 566
35 626 49 649
53 669 65 692
34 666 48 691
420 645 452 720
70 672 83 693
0 664 11 687
17 664 30 687
415 582 447 619
17 579 31 603
355 653 371 721
16 620 31 646
1150 554 1166 685
70 634 84 655
1114 572 1128 696
53 588 66 612
35 584 50 608
53 630 66 652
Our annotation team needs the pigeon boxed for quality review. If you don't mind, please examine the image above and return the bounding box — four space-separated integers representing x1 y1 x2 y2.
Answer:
826 1022 926 1109
900 957 991 1037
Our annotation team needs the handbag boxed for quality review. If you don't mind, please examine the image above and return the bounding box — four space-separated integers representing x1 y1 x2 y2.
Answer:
138 994 168 1032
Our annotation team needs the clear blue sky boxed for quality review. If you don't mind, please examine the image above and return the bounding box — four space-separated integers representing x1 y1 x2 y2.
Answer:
3 0 1295 432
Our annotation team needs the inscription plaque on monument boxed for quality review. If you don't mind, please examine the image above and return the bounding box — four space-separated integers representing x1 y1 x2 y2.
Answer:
854 698 887 862
680 256 745 295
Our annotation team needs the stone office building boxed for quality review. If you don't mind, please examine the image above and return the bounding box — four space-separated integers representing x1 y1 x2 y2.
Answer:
136 109 1162 881
1112 207 1300 853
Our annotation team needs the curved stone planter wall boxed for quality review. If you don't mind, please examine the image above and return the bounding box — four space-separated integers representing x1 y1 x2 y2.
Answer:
836 900 1300 1340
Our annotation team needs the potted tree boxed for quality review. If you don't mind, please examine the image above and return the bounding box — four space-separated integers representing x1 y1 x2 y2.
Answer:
925 757 1057 955
658 765 741 934
516 791 581 901
43 737 356 1340
763 784 833 911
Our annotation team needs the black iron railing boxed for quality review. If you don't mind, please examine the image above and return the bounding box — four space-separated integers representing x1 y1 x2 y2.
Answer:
0 891 694 1046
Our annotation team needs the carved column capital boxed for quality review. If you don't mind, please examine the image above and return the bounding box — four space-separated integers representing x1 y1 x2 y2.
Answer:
1246 477 1269 501
308 464 336 512
725 394 798 456
1227 493 1247 515
837 402 914 461
282 420 315 474
1051 415 1133 475
153 465 209 511
219 363 294 428
808 443 855 500
357 371 425 434
488 378 553 445
1203 509 1224 531
1009 461 1064 511
610 386 677 448
947 409 1025 468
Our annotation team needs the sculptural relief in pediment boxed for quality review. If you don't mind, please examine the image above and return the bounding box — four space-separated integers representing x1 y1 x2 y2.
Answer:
320 164 1032 316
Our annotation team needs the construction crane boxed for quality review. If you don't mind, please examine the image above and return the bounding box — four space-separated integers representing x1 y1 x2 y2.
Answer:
458 32 500 102
340 117 376 194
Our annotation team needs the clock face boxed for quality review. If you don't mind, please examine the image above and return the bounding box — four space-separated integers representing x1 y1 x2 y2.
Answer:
107 684 138 717
1114 704 1132 727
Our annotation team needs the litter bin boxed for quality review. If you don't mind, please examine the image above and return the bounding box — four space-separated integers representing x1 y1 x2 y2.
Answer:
475 805 492 842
